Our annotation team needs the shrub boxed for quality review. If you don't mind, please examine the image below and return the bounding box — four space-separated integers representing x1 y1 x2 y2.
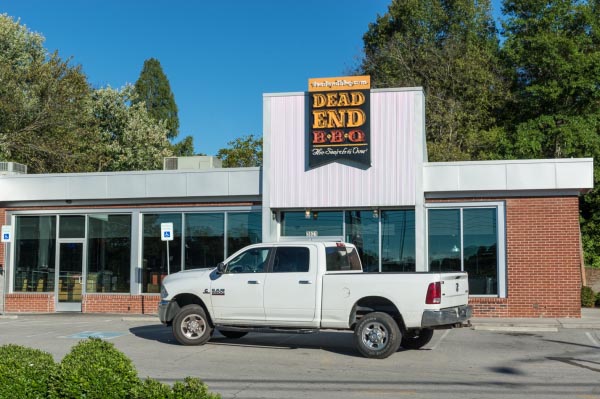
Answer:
132 377 221 399
596 292 600 307
49 338 140 399
581 286 596 308
0 344 57 399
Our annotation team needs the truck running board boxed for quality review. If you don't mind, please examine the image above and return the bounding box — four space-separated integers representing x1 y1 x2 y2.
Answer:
215 325 318 335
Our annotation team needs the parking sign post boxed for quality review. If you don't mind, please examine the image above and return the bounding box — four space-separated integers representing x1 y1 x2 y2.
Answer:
160 223 174 276
1 225 12 315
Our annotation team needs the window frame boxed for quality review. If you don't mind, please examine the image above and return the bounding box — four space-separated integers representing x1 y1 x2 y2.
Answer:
425 201 506 298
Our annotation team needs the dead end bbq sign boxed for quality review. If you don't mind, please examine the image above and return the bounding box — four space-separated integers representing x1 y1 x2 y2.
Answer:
308 76 371 168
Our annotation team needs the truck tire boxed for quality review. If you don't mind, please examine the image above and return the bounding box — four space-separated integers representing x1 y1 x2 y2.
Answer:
400 328 434 350
172 304 213 345
218 330 248 339
353 312 402 359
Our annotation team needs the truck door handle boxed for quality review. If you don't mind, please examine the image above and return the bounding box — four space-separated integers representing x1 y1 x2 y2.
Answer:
247 280 261 284
299 280 313 284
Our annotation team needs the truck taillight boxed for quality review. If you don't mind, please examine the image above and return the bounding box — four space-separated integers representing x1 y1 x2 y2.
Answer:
426 282 441 304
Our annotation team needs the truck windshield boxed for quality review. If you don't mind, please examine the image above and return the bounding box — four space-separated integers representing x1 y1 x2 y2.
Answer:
326 246 362 271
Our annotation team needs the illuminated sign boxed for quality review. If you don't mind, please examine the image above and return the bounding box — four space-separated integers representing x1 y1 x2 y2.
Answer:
307 76 371 168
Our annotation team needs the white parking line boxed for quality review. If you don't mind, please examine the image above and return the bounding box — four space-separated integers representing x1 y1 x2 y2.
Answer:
585 332 599 348
430 329 450 350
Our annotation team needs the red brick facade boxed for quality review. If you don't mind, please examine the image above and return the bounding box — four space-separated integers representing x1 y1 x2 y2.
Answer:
430 196 582 318
5 293 160 314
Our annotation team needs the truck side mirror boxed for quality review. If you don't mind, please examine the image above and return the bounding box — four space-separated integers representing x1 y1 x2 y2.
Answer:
216 262 227 274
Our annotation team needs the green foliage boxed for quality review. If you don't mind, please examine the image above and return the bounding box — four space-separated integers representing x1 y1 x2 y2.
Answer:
0 14 99 173
49 338 140 399
581 286 596 308
217 134 262 167
172 135 195 156
0 344 57 399
132 377 221 399
90 85 173 171
361 0 509 161
134 58 179 139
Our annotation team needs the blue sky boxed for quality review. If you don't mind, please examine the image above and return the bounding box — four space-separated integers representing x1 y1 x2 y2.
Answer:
1 0 502 156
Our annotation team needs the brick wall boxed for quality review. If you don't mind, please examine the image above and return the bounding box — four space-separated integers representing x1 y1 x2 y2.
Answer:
430 196 582 318
83 294 160 314
5 293 160 314
5 294 55 312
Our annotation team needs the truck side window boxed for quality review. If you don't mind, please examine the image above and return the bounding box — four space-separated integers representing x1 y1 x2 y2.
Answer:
272 247 310 273
227 248 270 273
326 247 362 271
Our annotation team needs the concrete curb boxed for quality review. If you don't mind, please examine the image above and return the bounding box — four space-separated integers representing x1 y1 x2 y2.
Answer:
472 325 559 332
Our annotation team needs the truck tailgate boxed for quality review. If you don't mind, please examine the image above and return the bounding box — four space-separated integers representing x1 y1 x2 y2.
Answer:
441 273 470 307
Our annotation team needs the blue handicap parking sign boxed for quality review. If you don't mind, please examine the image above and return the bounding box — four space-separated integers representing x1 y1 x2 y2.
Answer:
164 231 171 238
3 234 8 240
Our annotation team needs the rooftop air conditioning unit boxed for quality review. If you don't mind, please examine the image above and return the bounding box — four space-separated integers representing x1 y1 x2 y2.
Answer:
0 162 27 175
163 156 222 171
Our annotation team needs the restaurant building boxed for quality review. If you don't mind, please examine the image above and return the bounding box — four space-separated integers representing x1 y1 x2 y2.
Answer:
0 77 593 317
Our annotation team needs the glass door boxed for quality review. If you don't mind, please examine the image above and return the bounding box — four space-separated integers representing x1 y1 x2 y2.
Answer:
56 241 84 311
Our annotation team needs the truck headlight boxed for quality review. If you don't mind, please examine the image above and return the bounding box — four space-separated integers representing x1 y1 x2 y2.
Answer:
160 285 168 299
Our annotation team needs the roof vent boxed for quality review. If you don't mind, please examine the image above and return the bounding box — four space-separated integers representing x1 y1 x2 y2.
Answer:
163 156 222 171
0 162 27 175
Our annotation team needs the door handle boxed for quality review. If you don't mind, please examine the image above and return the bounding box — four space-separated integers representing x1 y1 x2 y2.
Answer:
299 280 313 284
247 280 261 284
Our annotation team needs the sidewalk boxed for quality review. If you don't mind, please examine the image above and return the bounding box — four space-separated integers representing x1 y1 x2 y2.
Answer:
471 308 600 332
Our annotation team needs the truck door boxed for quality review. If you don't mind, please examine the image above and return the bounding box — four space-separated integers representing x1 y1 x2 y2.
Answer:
210 247 270 322
263 246 318 324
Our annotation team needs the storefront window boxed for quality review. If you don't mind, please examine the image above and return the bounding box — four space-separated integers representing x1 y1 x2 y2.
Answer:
381 210 416 272
281 211 343 237
142 214 182 293
59 215 85 239
463 209 498 295
428 209 461 272
14 216 56 292
185 213 224 269
428 207 500 295
87 214 131 293
345 211 379 272
227 212 262 256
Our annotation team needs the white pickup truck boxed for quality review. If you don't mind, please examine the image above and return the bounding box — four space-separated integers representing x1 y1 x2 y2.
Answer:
158 241 472 359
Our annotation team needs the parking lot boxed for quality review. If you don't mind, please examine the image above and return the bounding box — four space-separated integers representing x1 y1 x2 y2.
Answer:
0 314 599 399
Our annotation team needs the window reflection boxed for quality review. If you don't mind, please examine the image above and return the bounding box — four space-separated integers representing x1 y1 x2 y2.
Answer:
185 213 224 270
281 211 343 237
428 209 461 272
14 216 56 292
142 214 182 293
463 209 498 295
87 214 131 293
381 210 416 272
345 211 379 272
227 212 262 256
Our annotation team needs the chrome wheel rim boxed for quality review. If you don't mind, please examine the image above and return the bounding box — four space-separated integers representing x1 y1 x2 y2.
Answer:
361 321 388 350
181 314 206 339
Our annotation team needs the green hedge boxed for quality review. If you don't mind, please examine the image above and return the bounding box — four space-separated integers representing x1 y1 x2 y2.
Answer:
0 345 57 399
0 338 219 399
581 286 596 308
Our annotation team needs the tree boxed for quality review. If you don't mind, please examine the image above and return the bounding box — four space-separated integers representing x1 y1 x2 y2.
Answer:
500 0 600 267
171 136 195 157
216 134 262 167
90 85 173 171
0 14 99 173
133 58 179 139
360 0 509 161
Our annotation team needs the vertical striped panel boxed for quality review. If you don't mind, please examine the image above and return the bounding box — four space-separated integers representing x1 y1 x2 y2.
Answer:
266 90 421 208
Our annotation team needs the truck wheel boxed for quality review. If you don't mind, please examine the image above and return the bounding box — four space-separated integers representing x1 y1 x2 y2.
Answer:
353 312 402 359
172 304 213 345
219 330 248 339
400 328 434 349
